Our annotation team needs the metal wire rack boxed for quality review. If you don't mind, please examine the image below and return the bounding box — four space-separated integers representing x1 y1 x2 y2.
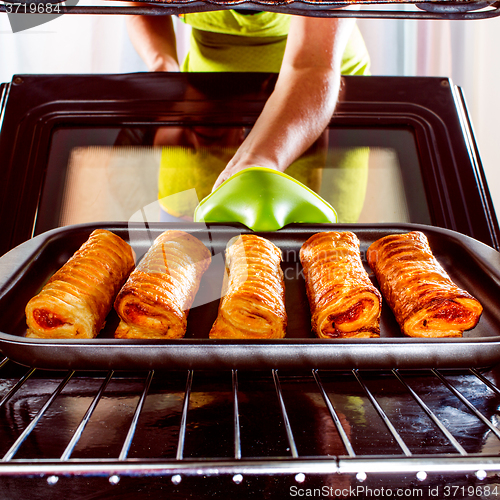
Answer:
1 356 500 486
1 0 500 19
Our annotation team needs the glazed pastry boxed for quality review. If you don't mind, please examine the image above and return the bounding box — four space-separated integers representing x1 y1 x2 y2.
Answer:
25 229 135 339
114 230 211 339
366 231 483 337
300 231 382 338
209 234 287 339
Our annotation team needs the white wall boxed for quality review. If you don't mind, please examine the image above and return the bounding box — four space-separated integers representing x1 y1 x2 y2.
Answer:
358 15 500 216
463 18 500 214
0 9 147 77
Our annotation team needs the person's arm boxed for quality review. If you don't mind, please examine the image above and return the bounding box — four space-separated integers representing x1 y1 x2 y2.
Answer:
213 15 355 190
126 12 180 72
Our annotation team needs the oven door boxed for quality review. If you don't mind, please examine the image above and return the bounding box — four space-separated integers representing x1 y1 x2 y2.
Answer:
0 72 498 256
1 72 500 497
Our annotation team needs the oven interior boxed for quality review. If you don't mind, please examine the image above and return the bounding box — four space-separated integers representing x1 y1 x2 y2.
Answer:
2 362 500 498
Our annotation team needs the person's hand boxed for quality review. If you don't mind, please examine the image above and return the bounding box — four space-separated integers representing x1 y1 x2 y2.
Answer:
126 13 180 72
212 154 280 191
149 55 180 73
212 165 251 191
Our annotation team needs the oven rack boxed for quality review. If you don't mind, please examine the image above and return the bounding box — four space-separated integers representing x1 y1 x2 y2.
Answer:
1 0 500 19
0 357 500 484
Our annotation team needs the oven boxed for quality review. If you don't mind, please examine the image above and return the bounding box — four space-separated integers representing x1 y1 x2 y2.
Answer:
1 2 500 498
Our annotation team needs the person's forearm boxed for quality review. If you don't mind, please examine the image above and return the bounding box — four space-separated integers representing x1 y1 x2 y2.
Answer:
226 66 340 174
126 14 180 72
213 16 355 189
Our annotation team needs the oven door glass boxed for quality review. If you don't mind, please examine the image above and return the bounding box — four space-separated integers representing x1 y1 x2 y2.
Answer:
2 74 496 255
34 124 429 235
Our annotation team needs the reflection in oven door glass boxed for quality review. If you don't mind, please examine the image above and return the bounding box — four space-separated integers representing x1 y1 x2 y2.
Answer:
40 125 429 233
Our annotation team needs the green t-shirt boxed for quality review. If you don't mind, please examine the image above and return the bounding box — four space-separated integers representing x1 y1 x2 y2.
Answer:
179 10 370 75
158 11 371 222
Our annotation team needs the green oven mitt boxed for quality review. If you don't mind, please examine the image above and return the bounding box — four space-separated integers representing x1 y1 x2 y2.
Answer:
193 167 337 231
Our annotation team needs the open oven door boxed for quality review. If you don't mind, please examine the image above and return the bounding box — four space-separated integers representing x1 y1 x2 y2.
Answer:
0 72 498 256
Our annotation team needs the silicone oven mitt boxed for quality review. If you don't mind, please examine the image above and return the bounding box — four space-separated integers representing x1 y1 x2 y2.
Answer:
193 167 337 231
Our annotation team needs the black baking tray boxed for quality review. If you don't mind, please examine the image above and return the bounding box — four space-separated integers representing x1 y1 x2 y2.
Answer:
0 222 500 370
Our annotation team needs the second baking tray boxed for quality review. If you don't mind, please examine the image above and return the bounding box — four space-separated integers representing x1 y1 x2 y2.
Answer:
1 222 500 370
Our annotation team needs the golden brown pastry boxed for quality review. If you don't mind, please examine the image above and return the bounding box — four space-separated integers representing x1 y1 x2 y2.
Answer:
300 231 382 338
25 229 135 339
209 234 287 339
366 231 483 337
114 230 211 339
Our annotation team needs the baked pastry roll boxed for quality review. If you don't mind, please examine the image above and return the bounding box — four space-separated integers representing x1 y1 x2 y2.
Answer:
25 229 135 339
209 234 287 339
366 231 483 337
114 230 211 339
300 231 382 338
